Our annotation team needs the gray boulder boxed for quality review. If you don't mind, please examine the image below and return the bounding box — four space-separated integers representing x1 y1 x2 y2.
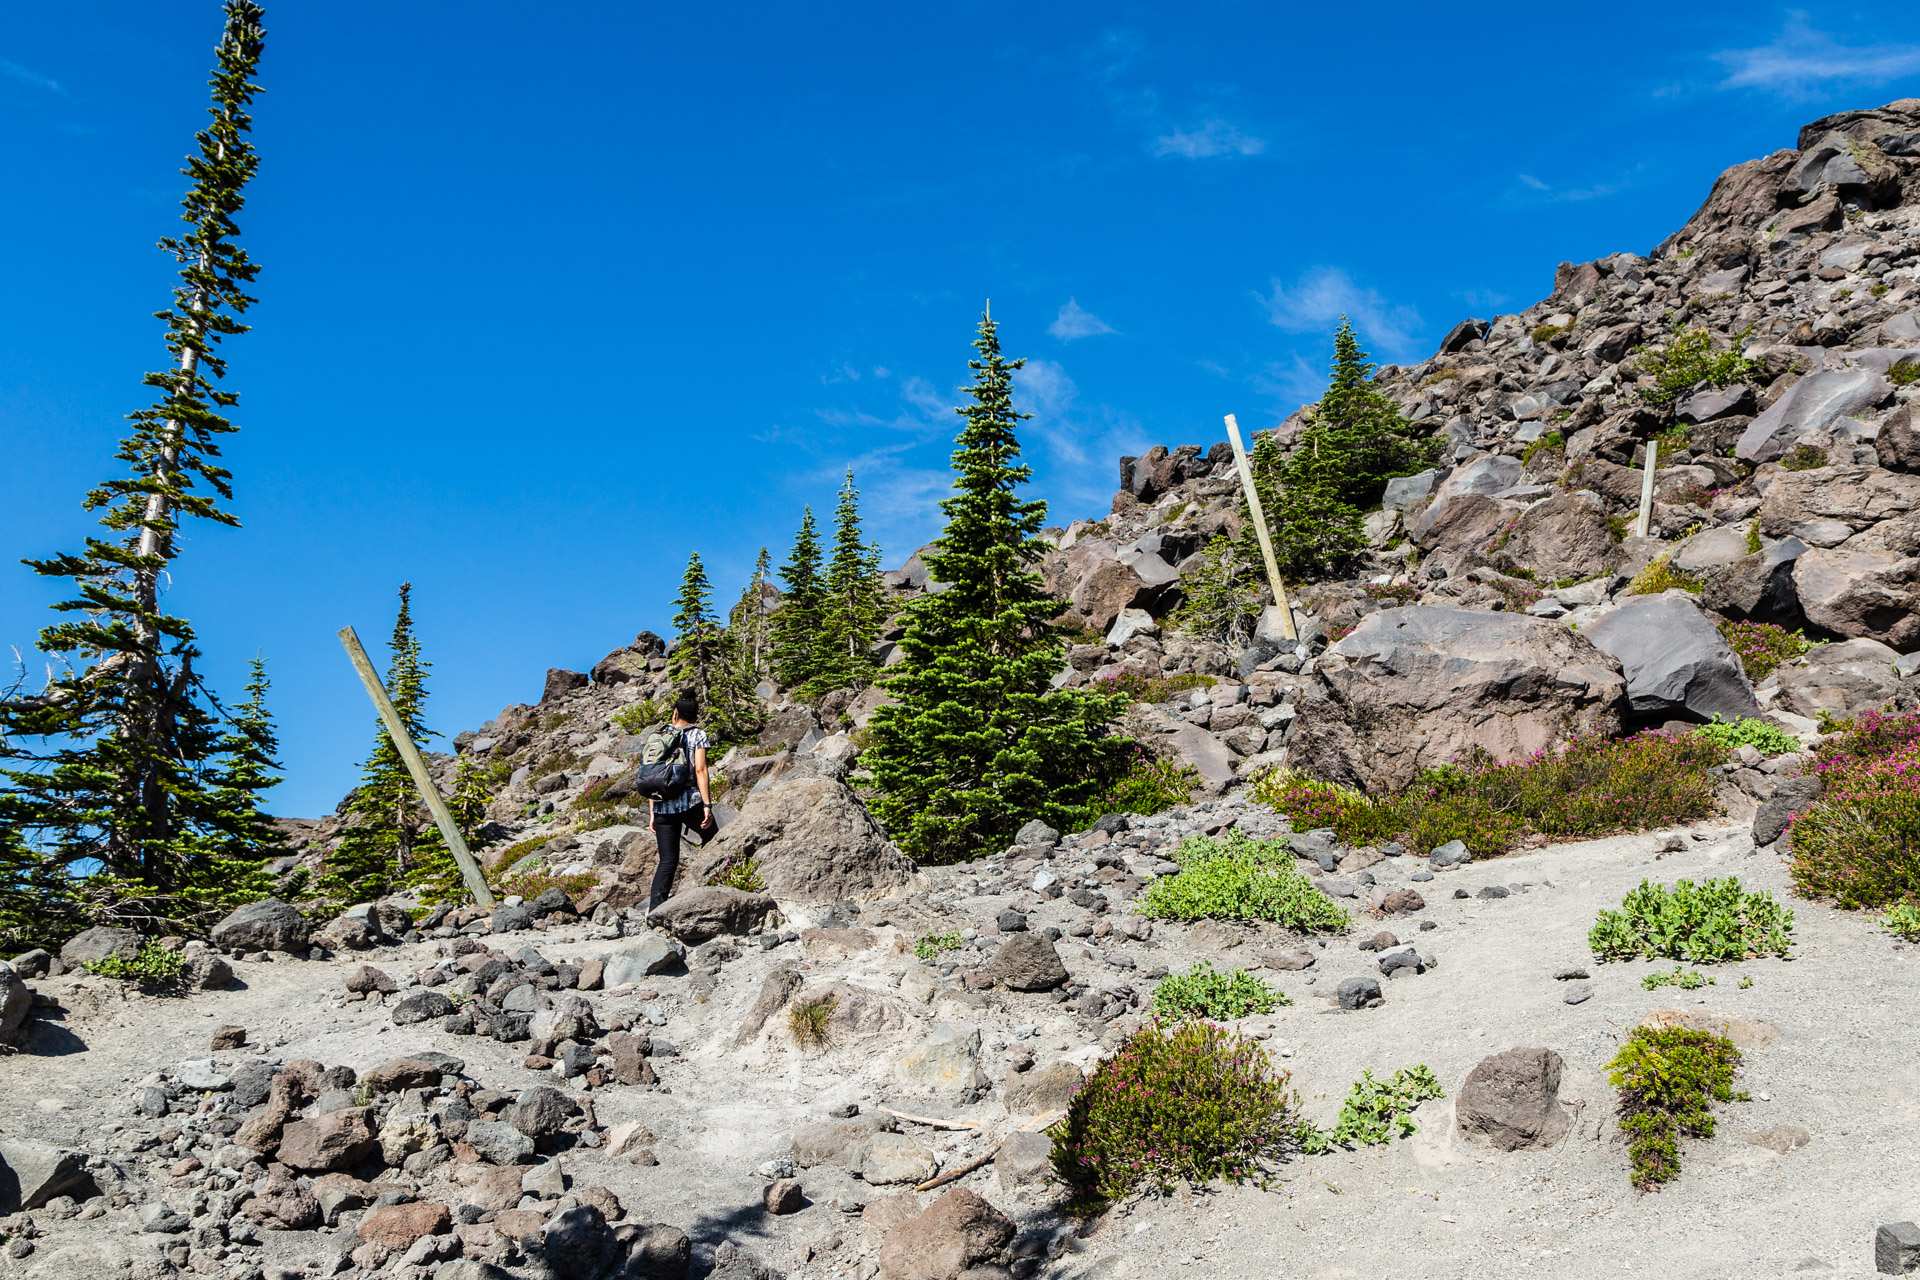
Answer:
687 770 914 904
210 898 311 953
1753 775 1825 847
984 934 1068 992
1583 595 1760 721
646 887 778 944
1456 1047 1573 1151
602 934 684 986
1336 976 1383 1010
506 1086 574 1141
1702 537 1808 626
0 963 30 1039
391 990 456 1026
1499 492 1614 582
1876 403 1920 473
1793 547 1920 650
464 1119 535 1165
0 1139 91 1213
1286 606 1625 794
1735 368 1892 464
58 926 141 970
1775 637 1903 719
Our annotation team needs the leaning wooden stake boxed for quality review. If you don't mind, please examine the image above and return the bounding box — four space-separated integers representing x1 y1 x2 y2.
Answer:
1224 413 1298 641
338 625 496 909
1635 438 1659 539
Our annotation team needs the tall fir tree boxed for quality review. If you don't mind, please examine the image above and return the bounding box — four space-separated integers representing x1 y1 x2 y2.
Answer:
326 584 439 902
806 467 887 697
728 546 777 691
0 2 273 937
667 553 762 744
1287 317 1436 510
771 509 824 690
864 310 1133 863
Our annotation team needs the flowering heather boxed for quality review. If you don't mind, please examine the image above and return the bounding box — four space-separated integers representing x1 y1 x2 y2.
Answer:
1362 581 1422 605
1257 730 1726 859
1047 1019 1296 1208
1716 620 1810 681
1788 711 1920 908
1093 670 1216 705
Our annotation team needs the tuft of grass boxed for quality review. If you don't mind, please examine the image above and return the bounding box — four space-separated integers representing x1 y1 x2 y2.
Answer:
1151 962 1288 1020
1626 553 1704 596
1692 716 1801 756
83 941 185 988
1047 1019 1296 1208
1135 832 1349 931
1531 322 1571 345
1609 1026 1746 1190
492 868 598 905
787 995 838 1051
1522 431 1565 465
1589 878 1793 964
1778 443 1828 472
705 856 765 893
1642 966 1713 990
1297 1066 1444 1154
913 931 966 961
1257 731 1727 861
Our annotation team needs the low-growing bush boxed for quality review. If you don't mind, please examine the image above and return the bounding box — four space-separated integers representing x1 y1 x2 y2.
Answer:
1630 325 1764 410
1362 580 1421 605
1883 901 1920 941
1642 966 1712 990
611 699 665 736
83 941 185 988
1608 1026 1746 1190
1692 716 1801 756
1151 962 1288 1020
1257 731 1726 859
1788 710 1920 908
1083 747 1201 823
1716 621 1810 681
1626 553 1704 596
1136 832 1349 930
706 856 766 893
1521 431 1564 465
493 869 599 905
1891 357 1920 388
1047 1019 1296 1207
1297 1065 1444 1153
1093 671 1218 704
914 931 966 961
788 995 837 1050
1589 878 1793 963
1778 444 1828 472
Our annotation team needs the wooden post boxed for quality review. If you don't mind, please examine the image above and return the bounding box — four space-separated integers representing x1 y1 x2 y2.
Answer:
1635 438 1659 539
337 625 496 909
1223 413 1298 642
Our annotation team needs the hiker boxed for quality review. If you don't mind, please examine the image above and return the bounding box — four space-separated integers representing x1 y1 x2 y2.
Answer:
644 690 716 910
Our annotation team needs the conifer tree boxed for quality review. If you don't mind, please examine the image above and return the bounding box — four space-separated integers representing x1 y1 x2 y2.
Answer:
771 509 824 689
1290 317 1436 510
728 547 777 691
194 657 285 869
0 2 272 933
668 553 762 744
326 584 439 901
865 310 1133 863
806 468 887 697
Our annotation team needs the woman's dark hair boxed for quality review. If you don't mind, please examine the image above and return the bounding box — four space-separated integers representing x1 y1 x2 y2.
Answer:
673 691 700 723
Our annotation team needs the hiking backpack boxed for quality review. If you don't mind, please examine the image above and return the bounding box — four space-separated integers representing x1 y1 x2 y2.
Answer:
630 723 692 801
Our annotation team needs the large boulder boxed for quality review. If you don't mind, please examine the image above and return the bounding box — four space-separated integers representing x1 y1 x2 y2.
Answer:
688 769 915 903
1285 606 1626 793
645 886 778 945
1793 547 1920 650
1410 454 1525 543
1774 638 1904 719
878 1188 1017 1280
58 926 141 970
0 1139 91 1214
1877 403 1920 473
210 898 311 954
0 963 30 1040
1702 537 1808 626
894 1023 982 1095
1759 466 1920 545
1456 1048 1573 1151
1498 492 1615 581
983 934 1068 992
276 1107 378 1172
1409 493 1522 568
1582 595 1760 721
1734 369 1893 464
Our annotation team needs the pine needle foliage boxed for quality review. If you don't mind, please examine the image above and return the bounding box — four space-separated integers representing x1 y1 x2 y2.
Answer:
806 467 887 698
727 546 777 692
667 552 761 744
772 509 825 689
0 2 276 944
864 311 1133 863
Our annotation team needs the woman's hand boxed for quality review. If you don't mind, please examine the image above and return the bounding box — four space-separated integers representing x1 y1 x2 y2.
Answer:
700 802 715 831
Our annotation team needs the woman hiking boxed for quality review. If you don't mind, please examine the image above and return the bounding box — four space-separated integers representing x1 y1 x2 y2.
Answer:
645 691 716 910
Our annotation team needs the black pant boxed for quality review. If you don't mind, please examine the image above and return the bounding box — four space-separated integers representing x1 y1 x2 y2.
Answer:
649 808 707 911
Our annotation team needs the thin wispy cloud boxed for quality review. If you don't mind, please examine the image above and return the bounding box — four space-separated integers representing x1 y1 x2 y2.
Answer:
1259 267 1423 357
1048 299 1117 342
1518 173 1549 190
1510 170 1632 203
1 57 62 94
1715 15 1920 97
1154 118 1265 159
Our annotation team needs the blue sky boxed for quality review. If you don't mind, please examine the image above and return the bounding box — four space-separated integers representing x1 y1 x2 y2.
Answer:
5 2 1919 816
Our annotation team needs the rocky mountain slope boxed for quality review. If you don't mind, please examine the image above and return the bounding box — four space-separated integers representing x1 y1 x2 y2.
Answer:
7 99 1920 1280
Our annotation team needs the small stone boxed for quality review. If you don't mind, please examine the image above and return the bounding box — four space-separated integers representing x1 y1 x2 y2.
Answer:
1335 976 1382 1010
1453 889 1470 899
995 910 1028 933
1410 871 1434 882
1741 1125 1812 1155
764 1178 805 1215
1476 886 1510 900
1562 982 1593 1005
1429 839 1472 868
1357 932 1399 953
209 1025 247 1051
1552 967 1590 981
1876 1221 1920 1275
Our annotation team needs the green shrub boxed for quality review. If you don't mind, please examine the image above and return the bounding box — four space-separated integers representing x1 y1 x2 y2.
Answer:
1047 1019 1296 1207
1522 431 1565 464
1257 731 1726 859
1136 832 1349 930
1626 553 1704 596
612 699 665 736
1883 902 1920 941
1298 1065 1444 1153
1531 322 1570 345
1092 671 1217 703
1692 716 1801 756
1589 878 1794 963
1151 962 1288 1020
1642 966 1713 990
1076 749 1202 826
1717 620 1809 681
1630 325 1763 410
1778 444 1828 472
913 931 966 961
705 856 766 892
493 868 598 905
1891 358 1920 388
1787 711 1920 907
1608 1026 1746 1189
83 941 185 987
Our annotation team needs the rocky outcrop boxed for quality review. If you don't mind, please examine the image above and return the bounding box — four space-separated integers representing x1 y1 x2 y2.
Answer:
645 887 779 944
1583 595 1760 721
210 898 312 954
689 765 915 903
1286 607 1626 793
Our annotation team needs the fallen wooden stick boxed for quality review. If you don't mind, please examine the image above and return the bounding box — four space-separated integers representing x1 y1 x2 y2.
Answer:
880 1107 979 1131
914 1111 1062 1192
